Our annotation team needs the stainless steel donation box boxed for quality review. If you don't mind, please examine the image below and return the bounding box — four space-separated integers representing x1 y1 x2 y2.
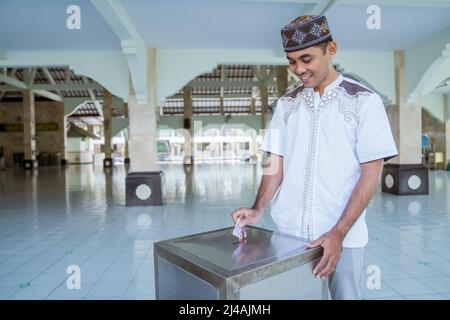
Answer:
154 226 328 300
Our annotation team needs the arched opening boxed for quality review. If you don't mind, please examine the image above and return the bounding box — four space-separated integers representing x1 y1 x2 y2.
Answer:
0 67 127 167
405 44 450 169
157 64 290 164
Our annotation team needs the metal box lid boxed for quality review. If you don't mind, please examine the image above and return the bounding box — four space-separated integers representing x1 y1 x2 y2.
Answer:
154 226 321 278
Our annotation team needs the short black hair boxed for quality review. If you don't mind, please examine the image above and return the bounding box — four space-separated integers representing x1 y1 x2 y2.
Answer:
314 37 333 55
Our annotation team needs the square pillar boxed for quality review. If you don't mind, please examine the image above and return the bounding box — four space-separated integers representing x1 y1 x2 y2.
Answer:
445 95 450 170
58 102 68 165
126 48 163 206
260 84 268 130
22 89 37 169
183 85 194 165
103 89 113 168
383 50 428 195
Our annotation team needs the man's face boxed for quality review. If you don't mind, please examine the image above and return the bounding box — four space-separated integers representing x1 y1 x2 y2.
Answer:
286 42 335 89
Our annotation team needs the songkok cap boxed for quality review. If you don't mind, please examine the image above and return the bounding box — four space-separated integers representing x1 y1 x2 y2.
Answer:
281 15 332 52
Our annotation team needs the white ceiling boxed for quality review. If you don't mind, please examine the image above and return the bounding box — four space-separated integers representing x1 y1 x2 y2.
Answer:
1 0 450 51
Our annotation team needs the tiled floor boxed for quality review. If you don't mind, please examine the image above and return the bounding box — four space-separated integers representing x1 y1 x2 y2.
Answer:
1 163 450 300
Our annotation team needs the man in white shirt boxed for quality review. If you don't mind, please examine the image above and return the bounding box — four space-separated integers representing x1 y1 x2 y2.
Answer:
231 15 398 299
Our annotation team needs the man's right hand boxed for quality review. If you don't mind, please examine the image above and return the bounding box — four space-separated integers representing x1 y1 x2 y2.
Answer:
230 208 263 227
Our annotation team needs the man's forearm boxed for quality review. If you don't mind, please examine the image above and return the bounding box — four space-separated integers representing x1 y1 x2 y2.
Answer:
252 155 283 214
332 160 384 238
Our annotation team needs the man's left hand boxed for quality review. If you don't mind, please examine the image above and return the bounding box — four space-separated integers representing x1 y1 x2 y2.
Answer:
306 229 344 279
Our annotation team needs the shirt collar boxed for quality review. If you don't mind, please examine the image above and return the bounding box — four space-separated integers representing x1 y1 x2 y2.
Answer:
323 72 343 92
306 72 343 96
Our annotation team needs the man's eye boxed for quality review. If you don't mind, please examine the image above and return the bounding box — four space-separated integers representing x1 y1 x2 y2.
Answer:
288 60 295 65
302 59 311 63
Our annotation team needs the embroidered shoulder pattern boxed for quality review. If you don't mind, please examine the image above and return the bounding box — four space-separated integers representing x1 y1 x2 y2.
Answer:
339 80 372 96
282 84 305 100
279 85 305 125
335 80 373 123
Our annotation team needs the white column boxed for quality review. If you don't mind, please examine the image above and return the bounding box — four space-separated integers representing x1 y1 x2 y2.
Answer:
260 84 268 130
58 102 67 163
391 50 422 165
22 89 36 162
445 95 450 166
128 48 158 172
183 86 193 164
103 89 112 158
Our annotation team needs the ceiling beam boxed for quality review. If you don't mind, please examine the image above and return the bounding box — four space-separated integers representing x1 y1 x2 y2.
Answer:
41 67 62 96
65 69 72 83
189 80 262 88
0 68 18 102
8 68 17 78
0 70 63 102
308 0 336 15
34 90 63 102
0 83 103 91
36 83 103 91
27 68 38 87
0 68 5 102
0 73 28 90
83 76 103 117
91 0 148 104
169 94 256 99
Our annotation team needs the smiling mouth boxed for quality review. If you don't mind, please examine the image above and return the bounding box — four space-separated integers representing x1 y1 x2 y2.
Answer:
301 73 312 82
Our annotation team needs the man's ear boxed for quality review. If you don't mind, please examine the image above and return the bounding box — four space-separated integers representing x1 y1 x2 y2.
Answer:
328 41 337 58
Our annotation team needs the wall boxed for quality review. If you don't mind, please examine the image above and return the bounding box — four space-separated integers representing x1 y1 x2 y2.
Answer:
0 101 64 166
159 115 263 133
0 51 129 101
385 105 399 161
422 93 444 122
2 48 397 109
422 108 445 153
405 27 450 97
335 51 395 103
156 49 396 104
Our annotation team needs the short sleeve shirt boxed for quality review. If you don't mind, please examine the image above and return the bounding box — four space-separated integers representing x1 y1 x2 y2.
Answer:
260 74 398 248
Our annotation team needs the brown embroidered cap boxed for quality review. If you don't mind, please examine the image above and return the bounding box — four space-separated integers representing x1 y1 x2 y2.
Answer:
281 15 332 52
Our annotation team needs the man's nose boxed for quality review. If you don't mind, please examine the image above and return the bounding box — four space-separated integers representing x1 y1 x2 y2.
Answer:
295 64 306 76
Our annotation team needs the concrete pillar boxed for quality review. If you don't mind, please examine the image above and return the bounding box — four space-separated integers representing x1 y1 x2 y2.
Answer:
183 85 194 165
124 129 130 165
250 97 256 115
126 48 163 206
445 95 450 168
22 89 37 169
395 51 422 165
276 66 288 97
252 135 258 161
128 90 157 170
219 97 224 115
56 102 68 165
382 50 428 195
123 102 130 164
260 85 268 130
103 89 113 168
